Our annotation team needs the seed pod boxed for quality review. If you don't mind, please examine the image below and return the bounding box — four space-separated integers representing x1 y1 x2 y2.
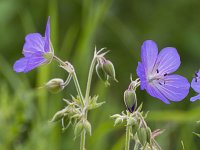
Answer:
102 60 117 81
74 121 84 137
83 120 92 136
96 62 108 81
45 78 64 93
124 89 137 113
137 127 147 146
146 127 151 144
132 123 139 136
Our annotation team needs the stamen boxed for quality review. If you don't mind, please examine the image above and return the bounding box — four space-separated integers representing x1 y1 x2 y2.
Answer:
156 69 159 73
195 72 198 77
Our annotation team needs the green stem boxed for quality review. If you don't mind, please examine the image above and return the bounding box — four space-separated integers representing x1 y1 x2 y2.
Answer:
63 75 72 87
125 125 131 150
125 112 131 150
53 55 84 106
72 72 84 105
134 141 139 150
85 56 97 100
80 130 86 150
79 54 97 150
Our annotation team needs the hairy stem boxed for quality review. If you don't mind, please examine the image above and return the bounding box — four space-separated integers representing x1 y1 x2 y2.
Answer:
53 54 97 150
53 55 84 106
125 125 131 150
79 54 97 150
80 130 86 150
72 72 84 105
85 56 97 100
125 112 131 150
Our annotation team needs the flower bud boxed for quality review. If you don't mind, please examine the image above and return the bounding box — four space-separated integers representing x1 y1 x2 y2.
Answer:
45 78 64 93
96 62 108 81
137 127 147 146
146 127 151 144
50 109 65 122
114 118 123 126
102 60 117 81
124 89 137 113
132 123 139 136
83 120 92 136
110 114 121 119
74 121 84 137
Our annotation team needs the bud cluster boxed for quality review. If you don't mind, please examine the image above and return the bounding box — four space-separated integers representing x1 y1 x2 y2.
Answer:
87 95 105 110
95 48 118 85
50 94 104 138
50 97 82 124
111 104 163 149
74 119 92 139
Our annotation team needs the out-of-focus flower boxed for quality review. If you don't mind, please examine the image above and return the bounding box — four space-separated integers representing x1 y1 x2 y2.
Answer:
13 16 53 73
136 40 190 104
190 70 200 102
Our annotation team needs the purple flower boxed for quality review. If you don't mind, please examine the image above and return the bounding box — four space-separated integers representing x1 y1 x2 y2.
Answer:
136 40 190 104
13 16 53 73
190 70 200 102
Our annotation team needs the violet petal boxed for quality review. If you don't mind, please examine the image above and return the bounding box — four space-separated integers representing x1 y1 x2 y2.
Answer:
23 33 45 57
44 16 50 53
14 53 46 73
13 57 28 72
145 83 170 104
136 62 146 90
155 75 190 101
191 77 200 93
190 94 200 102
141 40 158 74
155 47 180 75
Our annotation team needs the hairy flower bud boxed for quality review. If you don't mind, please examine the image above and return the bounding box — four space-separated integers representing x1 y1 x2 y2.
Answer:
83 120 92 136
132 123 139 136
124 89 137 113
74 121 84 137
96 62 108 81
114 118 123 126
137 127 147 146
45 78 64 93
102 59 117 81
146 127 151 144
50 109 65 122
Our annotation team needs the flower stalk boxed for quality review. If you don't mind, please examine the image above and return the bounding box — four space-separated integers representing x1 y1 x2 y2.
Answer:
125 112 131 150
53 55 84 106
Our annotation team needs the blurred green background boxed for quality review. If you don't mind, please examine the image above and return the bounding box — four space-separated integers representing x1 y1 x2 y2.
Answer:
0 0 200 149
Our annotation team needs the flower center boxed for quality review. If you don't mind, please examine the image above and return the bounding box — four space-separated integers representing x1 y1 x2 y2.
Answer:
148 69 167 85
